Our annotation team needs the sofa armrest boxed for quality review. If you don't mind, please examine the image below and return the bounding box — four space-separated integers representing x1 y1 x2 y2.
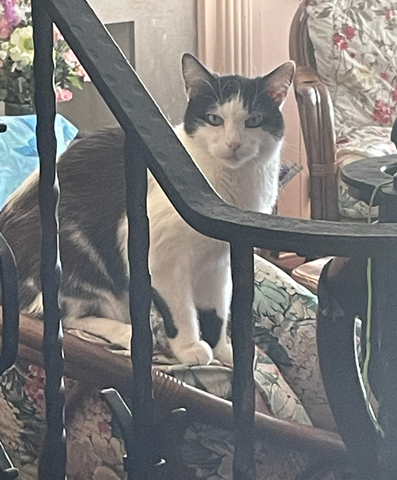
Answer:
5 312 133 394
294 66 339 221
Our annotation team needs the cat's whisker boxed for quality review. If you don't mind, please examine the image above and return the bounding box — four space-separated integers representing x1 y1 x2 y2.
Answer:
219 79 235 101
200 78 221 103
218 76 223 103
251 81 261 108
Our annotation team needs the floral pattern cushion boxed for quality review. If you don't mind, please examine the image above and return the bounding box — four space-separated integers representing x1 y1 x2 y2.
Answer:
0 255 335 480
306 0 397 218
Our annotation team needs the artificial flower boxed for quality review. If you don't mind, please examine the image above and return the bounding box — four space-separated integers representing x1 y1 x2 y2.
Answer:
0 0 89 106
9 25 33 64
55 85 73 102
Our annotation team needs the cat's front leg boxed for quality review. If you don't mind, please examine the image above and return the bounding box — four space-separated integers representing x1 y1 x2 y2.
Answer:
193 266 233 365
152 282 213 366
212 319 233 365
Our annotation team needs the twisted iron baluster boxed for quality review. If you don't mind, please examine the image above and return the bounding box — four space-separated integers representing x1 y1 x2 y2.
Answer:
0 125 19 375
231 241 255 480
0 233 19 375
0 228 20 479
32 1 66 478
124 131 161 478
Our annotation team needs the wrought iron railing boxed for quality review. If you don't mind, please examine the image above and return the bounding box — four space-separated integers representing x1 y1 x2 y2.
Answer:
0 0 395 478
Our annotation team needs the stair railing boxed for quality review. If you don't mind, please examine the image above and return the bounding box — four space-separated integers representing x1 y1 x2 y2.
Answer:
26 0 397 478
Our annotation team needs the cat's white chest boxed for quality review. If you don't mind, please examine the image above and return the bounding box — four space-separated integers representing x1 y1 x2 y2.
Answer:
175 124 281 214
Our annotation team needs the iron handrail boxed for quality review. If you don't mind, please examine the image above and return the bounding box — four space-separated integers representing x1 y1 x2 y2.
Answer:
48 0 397 259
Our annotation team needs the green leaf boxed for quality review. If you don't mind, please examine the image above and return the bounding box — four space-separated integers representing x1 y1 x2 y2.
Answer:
318 7 332 18
67 75 83 89
360 10 373 21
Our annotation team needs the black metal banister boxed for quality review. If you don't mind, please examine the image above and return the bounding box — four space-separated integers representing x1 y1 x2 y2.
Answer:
124 130 160 476
33 1 66 478
0 234 19 376
46 0 397 259
230 242 256 479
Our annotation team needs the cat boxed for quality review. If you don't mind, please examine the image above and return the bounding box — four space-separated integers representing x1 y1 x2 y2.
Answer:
0 54 294 366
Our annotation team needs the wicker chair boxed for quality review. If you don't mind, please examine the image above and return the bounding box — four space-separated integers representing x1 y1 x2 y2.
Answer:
290 0 397 221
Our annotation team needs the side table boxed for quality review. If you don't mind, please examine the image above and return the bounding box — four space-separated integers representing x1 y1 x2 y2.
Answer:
341 155 397 478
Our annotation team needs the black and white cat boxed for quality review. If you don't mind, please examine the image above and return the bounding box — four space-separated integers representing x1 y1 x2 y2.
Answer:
0 54 294 365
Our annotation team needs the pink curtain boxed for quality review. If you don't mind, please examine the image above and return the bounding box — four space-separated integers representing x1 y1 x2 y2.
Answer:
197 0 254 76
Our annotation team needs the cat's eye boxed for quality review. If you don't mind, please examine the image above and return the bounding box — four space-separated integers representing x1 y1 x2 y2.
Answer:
206 113 224 126
245 114 263 128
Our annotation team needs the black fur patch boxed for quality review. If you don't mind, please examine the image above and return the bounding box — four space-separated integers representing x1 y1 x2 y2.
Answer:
198 308 223 348
152 288 178 339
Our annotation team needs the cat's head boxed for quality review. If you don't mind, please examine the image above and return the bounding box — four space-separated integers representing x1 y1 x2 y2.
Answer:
182 53 295 168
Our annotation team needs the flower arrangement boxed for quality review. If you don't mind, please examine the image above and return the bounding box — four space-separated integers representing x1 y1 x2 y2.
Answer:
0 0 89 108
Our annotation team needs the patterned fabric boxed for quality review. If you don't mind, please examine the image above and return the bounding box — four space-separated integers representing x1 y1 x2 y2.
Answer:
0 255 337 480
306 0 397 218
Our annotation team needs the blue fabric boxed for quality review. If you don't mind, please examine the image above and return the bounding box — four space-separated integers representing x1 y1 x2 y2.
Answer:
0 114 78 209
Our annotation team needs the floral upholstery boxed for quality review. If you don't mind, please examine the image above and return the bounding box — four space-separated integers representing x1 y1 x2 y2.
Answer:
0 255 336 480
306 0 397 218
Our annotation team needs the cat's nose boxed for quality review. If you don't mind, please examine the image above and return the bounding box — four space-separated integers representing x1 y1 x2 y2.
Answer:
227 141 242 152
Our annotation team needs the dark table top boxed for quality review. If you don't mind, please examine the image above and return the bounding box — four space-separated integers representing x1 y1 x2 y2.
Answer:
341 154 397 206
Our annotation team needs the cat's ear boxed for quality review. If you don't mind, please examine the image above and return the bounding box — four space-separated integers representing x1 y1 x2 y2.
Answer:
263 61 295 108
182 53 214 99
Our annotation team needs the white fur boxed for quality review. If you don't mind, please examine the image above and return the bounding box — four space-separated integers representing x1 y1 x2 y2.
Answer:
146 95 282 365
25 292 44 317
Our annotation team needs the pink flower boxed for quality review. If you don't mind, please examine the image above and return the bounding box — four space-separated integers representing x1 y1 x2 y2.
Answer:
333 32 349 50
380 72 390 80
62 49 90 81
385 8 396 20
55 86 73 102
62 48 78 68
342 24 356 41
333 32 344 46
0 0 20 30
76 64 90 82
0 17 11 39
372 99 392 124
53 24 63 42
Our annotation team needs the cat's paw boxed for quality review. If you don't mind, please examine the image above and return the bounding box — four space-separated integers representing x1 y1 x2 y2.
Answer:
213 342 233 365
174 341 213 365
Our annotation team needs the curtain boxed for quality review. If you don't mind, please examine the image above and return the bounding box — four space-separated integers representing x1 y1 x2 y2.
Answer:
197 0 254 76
